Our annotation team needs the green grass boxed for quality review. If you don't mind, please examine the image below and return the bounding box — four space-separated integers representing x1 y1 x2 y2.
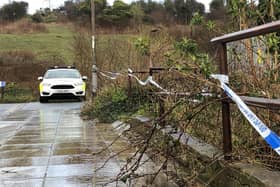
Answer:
0 24 74 64
0 87 36 103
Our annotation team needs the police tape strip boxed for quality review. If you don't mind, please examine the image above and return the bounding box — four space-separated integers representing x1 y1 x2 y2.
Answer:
211 74 280 156
102 70 123 76
99 68 168 92
99 72 118 80
128 69 168 92
149 78 168 92
128 73 152 86
99 68 211 99
99 71 124 80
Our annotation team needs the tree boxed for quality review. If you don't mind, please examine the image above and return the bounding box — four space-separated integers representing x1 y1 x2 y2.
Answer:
208 0 226 20
64 0 80 20
257 0 280 23
79 0 90 13
195 2 205 15
95 0 107 16
164 0 175 16
101 0 132 27
210 0 224 12
172 0 205 24
257 0 280 81
174 0 186 23
31 12 44 23
0 1 28 21
132 0 165 24
131 3 144 25
62 0 107 25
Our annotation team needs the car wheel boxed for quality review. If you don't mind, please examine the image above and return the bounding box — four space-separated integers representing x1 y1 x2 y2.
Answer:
40 97 48 103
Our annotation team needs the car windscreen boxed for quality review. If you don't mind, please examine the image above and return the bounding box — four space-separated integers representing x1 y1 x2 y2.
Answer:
44 69 81 79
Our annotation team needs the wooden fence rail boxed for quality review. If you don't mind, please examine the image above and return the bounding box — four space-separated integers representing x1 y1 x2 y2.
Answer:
211 20 280 159
128 20 280 159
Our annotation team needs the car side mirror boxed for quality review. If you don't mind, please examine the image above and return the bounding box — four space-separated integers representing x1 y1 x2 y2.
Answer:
82 76 88 81
38 76 43 81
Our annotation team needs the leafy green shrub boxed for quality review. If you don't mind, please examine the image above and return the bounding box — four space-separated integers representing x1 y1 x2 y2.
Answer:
134 37 150 56
44 14 58 23
82 86 151 123
190 12 204 25
31 13 43 23
175 38 198 56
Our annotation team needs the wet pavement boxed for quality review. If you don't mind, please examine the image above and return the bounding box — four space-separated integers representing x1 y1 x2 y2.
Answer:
0 102 133 187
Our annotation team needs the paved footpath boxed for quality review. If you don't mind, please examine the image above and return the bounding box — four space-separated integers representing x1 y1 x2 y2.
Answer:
0 102 134 187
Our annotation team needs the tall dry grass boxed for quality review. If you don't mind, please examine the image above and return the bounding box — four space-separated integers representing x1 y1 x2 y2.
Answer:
71 26 157 90
0 19 48 34
71 27 92 79
76 24 280 170
0 50 60 96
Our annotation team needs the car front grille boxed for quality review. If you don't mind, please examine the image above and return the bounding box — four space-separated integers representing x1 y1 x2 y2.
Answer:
52 93 75 97
51 85 74 89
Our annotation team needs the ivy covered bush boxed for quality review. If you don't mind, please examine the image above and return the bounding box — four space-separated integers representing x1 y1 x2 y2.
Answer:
82 86 151 123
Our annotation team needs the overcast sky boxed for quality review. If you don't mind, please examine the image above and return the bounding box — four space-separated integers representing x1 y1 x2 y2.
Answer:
0 0 212 14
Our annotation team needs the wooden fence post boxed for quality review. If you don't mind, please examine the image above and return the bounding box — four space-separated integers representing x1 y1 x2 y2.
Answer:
1 87 4 99
128 72 132 98
0 81 6 100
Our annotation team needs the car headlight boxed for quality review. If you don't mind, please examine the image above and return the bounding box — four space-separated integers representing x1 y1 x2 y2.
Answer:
74 82 83 86
40 83 51 92
42 83 51 87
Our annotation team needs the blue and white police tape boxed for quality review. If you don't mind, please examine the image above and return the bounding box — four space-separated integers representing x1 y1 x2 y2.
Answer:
211 74 280 155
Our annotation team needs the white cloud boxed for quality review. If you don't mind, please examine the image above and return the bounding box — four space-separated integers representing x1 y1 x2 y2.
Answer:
197 0 212 12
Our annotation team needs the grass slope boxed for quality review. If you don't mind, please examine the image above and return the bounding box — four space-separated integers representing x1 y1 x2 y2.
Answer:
0 24 74 64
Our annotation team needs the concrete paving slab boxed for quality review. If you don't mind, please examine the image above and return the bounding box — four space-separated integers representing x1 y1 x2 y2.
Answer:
43 176 92 187
0 166 47 179
0 157 49 167
0 178 43 187
0 102 132 186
